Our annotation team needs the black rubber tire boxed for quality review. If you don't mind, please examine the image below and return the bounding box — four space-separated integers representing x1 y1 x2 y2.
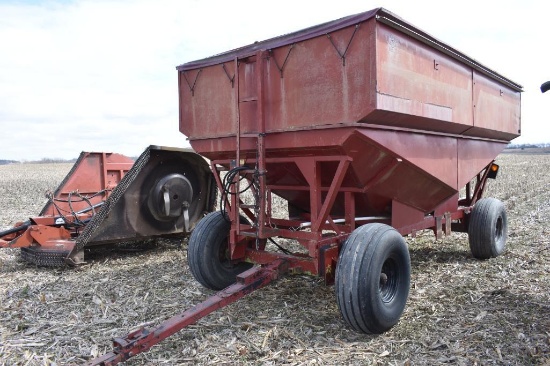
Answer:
468 198 507 259
335 223 410 334
187 211 253 290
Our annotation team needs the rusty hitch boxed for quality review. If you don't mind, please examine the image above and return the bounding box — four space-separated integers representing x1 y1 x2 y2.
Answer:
85 259 288 365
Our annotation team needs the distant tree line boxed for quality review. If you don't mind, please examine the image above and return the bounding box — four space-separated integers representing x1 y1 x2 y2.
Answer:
30 157 78 164
0 157 78 165
506 143 550 150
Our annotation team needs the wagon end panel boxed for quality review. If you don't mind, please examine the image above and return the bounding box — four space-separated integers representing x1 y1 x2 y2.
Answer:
467 71 521 140
457 139 508 189
179 63 236 140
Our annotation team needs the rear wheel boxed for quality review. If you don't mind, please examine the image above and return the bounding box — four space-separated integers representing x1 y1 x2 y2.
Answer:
468 198 507 259
335 223 410 334
187 211 253 290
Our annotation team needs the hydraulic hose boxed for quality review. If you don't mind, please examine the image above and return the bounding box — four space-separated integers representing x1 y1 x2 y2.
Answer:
0 202 104 239
0 220 31 238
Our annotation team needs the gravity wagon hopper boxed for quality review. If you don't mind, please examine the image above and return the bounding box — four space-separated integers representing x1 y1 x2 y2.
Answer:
87 7 521 364
0 146 216 266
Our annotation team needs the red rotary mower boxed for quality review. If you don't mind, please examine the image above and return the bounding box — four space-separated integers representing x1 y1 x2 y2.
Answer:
84 7 520 364
0 145 216 266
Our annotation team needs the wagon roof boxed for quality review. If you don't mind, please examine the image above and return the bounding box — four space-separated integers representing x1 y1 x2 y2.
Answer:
176 7 522 91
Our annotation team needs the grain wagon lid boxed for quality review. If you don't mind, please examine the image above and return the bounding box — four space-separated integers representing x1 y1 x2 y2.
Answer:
176 7 522 92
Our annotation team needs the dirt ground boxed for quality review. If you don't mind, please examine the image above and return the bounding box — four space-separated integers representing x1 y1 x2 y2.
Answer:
0 153 549 365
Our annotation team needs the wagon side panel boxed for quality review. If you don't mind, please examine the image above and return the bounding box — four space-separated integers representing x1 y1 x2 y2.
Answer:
263 19 378 132
372 22 474 134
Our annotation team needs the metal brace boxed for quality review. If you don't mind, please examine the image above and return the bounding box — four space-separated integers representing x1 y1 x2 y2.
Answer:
182 69 202 96
182 202 190 232
326 24 360 66
269 44 294 78
222 63 236 87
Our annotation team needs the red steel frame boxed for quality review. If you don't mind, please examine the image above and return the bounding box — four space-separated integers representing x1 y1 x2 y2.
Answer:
212 155 495 284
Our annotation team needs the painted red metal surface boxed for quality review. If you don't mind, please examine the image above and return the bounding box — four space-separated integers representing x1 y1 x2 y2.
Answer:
0 214 88 246
176 7 521 230
0 152 133 253
175 6 521 278
178 8 521 142
40 152 134 216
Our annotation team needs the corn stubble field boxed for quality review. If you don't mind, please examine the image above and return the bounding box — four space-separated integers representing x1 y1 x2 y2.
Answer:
0 153 549 365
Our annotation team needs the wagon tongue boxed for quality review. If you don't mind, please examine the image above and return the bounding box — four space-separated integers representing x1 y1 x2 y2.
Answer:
84 259 288 365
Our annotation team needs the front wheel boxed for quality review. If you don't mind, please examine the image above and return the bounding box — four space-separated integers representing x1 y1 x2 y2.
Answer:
335 223 411 334
187 211 253 290
468 198 507 259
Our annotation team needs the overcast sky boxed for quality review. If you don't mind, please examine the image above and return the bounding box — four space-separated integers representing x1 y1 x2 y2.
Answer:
0 0 548 161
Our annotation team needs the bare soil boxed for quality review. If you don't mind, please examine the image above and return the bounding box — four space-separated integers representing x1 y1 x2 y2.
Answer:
0 154 549 365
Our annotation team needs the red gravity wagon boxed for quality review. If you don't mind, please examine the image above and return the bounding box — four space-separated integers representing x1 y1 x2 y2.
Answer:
88 7 521 364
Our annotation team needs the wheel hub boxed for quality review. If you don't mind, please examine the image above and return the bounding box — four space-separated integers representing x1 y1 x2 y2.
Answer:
379 258 399 303
149 173 193 221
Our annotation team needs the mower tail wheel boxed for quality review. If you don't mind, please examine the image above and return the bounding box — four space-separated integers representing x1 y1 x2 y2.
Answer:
335 223 410 334
468 197 507 259
187 211 253 290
